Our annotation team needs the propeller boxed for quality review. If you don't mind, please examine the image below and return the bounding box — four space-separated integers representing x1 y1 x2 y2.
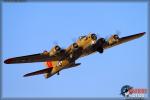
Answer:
103 30 121 41
115 30 121 36
71 37 77 43
53 41 59 46
95 33 101 39
52 40 66 50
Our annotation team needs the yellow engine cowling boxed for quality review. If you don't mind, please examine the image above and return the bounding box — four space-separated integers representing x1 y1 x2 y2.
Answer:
108 34 119 45
72 43 78 49
49 45 62 56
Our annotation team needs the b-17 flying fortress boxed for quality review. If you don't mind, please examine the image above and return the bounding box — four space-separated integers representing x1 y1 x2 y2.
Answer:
4 32 145 79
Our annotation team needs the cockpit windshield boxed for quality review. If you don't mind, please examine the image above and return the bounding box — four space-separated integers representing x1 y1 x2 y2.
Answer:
79 36 86 40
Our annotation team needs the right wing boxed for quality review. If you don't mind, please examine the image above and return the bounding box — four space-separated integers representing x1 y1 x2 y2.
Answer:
103 32 145 49
4 53 61 64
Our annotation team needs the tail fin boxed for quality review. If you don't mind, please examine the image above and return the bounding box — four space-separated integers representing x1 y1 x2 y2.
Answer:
23 67 53 77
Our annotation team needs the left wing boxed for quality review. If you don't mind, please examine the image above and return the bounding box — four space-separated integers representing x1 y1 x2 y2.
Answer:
103 32 145 49
4 53 61 64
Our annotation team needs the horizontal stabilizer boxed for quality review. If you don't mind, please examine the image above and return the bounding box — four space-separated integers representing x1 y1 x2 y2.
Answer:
24 67 53 77
71 63 81 67
64 63 81 69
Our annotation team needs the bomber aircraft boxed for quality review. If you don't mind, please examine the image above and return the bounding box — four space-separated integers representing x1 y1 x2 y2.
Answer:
4 32 145 78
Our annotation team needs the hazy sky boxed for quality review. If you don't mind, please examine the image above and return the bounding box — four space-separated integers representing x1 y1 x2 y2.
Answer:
2 2 148 98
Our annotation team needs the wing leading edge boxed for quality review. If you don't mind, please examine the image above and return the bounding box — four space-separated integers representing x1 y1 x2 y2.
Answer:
4 53 59 64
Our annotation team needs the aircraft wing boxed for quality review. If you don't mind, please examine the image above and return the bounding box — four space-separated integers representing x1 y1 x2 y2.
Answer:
103 32 145 49
4 53 60 64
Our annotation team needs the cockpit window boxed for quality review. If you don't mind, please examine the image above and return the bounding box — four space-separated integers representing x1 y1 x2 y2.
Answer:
79 36 86 40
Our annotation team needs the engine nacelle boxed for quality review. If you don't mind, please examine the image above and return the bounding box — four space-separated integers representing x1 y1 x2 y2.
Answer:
90 33 97 40
69 42 83 60
72 43 79 49
107 34 119 45
49 45 62 56
42 50 49 55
